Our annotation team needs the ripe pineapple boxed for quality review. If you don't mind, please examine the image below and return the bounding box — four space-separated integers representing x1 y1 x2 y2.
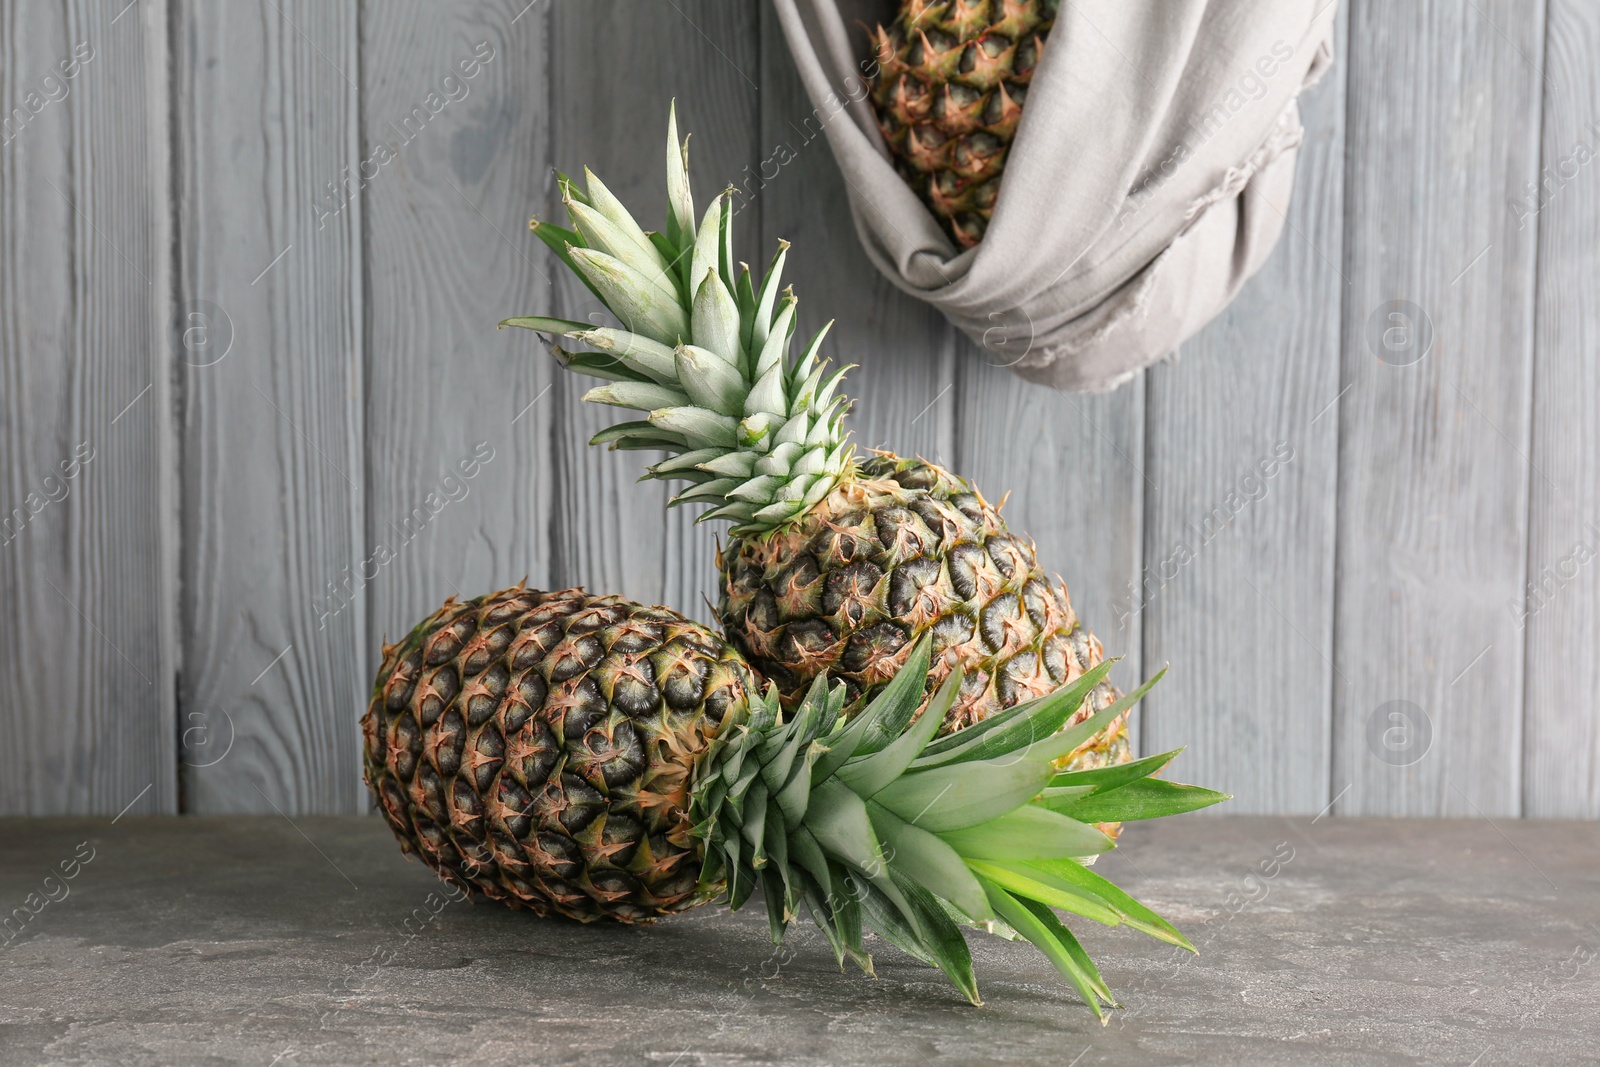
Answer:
868 0 1057 247
363 585 750 922
506 105 1129 789
721 451 1130 778
363 582 1225 1012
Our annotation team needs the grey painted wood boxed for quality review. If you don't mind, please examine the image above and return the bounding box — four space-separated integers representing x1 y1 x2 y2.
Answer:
656 6 764 625
757 14 958 482
0 0 177 815
6 0 1600 819
360 2 558 668
6 815 1599 1063
1333 0 1545 817
1141 9 1349 813
547 1 762 620
1524 0 1600 819
173 0 369 814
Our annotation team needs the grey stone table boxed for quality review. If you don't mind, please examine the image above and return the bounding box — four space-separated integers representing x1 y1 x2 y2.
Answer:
2 815 1597 1066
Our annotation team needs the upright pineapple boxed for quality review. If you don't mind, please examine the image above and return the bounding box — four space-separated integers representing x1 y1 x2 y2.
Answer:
363 583 1226 1013
868 0 1057 247
505 106 1130 790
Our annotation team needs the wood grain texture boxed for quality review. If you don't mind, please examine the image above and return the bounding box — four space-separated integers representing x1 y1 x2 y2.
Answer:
360 2 558 668
547 1 761 620
757 12 957 482
174 0 368 814
1523 0 1600 818
7 0 1600 821
0 0 177 815
1140 8 1349 813
1332 0 1544 817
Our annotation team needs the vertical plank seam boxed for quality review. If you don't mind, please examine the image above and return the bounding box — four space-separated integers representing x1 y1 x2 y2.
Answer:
544 1 565 590
1132 375 1145 758
0 2 15 807
160 0 187 813
65 0 86 808
1326 0 1358 817
1318 4 1351 813
1518 0 1556 819
1138 373 1152 761
354 0 373 814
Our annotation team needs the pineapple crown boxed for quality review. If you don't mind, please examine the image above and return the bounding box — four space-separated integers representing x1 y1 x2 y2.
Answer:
686 637 1227 1013
502 103 854 535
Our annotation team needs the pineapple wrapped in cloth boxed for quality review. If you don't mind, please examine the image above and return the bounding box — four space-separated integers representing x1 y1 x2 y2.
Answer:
868 0 1058 248
504 105 1135 834
363 584 1227 1014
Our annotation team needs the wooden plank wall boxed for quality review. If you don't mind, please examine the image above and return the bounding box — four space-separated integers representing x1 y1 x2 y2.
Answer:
172 0 367 816
3 0 1597 819
1526 0 1600 819
1335 0 1545 818
1143 4 1348 815
1 0 176 816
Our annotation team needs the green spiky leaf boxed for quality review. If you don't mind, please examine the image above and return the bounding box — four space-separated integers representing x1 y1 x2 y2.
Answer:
1046 779 1232 823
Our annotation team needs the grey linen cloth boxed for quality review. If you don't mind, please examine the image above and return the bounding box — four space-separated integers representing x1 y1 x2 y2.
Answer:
772 0 1338 392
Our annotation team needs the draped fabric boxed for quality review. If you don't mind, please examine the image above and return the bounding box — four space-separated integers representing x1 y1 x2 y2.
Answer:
772 0 1338 392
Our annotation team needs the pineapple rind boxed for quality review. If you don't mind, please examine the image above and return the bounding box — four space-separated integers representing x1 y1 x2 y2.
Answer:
868 0 1058 248
362 584 753 923
720 452 1131 776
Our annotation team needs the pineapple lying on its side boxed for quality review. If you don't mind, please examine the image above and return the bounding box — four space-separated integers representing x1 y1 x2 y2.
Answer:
363 583 1226 1013
506 105 1130 820
868 0 1058 248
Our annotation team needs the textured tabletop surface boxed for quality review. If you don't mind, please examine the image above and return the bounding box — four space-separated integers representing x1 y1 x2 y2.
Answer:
2 814 1597 1066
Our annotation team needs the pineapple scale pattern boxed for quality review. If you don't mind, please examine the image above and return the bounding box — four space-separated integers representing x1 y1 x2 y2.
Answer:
721 455 1130 773
362 587 751 923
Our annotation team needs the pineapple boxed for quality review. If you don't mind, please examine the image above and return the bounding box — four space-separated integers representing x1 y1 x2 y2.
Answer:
363 585 749 922
362 583 1226 1012
868 0 1057 248
505 105 1130 794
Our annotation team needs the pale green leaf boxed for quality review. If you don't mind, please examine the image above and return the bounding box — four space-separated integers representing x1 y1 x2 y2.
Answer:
1024 857 1194 951
665 101 696 254
871 756 1054 833
568 246 689 345
675 344 746 416
1049 779 1232 823
966 860 1122 928
979 876 1112 1019
692 269 744 368
583 381 689 411
803 779 889 879
647 406 738 449
745 363 787 417
566 199 674 295
836 669 958 797
581 166 661 264
1049 748 1184 792
688 196 724 313
915 658 1116 768
754 297 796 379
938 804 1114 861
867 800 992 922
751 240 789 353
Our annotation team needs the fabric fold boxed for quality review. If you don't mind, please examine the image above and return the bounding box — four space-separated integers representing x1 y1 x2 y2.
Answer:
773 0 1338 392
